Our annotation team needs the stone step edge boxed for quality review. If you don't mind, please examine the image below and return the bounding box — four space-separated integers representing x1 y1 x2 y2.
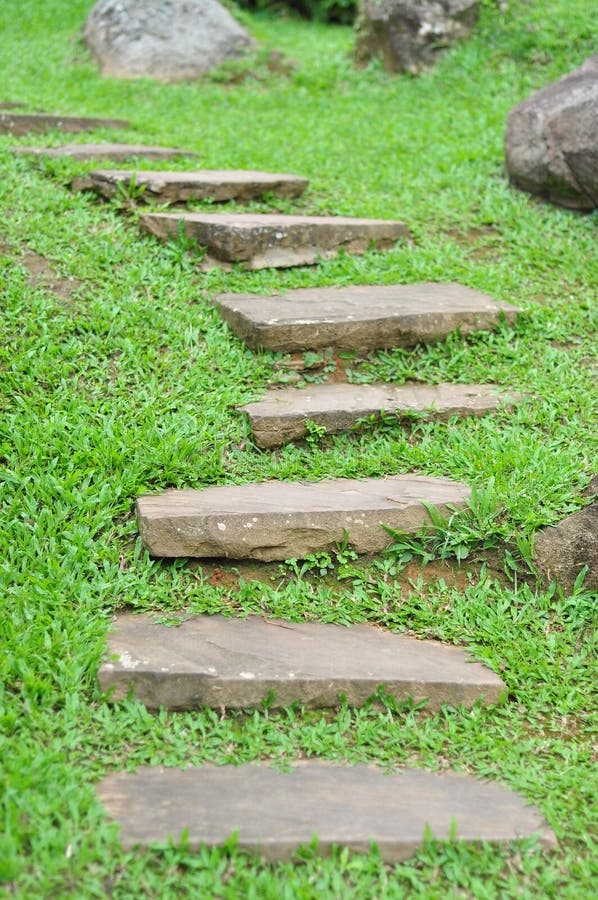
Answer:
239 383 522 448
0 113 130 135
13 144 198 161
135 474 471 561
212 282 520 351
139 212 410 271
99 613 506 711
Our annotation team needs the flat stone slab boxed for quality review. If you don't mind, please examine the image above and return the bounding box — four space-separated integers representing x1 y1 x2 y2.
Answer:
139 212 409 269
13 143 197 162
136 474 471 561
72 169 309 202
0 113 129 136
99 613 506 710
241 382 521 448
214 283 519 352
97 762 557 860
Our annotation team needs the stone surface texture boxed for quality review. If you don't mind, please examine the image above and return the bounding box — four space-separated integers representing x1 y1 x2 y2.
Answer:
74 169 309 202
99 613 506 710
97 762 557 859
0 113 129 136
215 283 519 352
533 494 598 593
14 143 197 161
355 0 479 73
241 382 520 448
82 0 254 81
505 53 598 210
136 474 471 561
140 212 408 269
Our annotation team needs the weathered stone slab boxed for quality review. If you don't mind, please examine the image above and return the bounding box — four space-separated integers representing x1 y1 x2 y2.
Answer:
241 382 520 448
73 169 309 202
214 283 519 352
99 613 506 710
97 762 557 860
0 113 129 136
136 474 470 561
13 143 197 162
139 212 409 269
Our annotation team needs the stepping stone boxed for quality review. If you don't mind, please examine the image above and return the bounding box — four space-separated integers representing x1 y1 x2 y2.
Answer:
72 169 309 202
97 761 557 859
13 143 197 162
241 382 521 448
136 474 470 561
0 113 129 136
99 613 506 710
215 283 520 352
139 212 409 269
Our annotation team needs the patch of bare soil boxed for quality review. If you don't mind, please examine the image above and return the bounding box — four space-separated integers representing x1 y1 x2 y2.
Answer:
442 224 501 261
187 548 512 596
1 237 83 300
272 351 358 386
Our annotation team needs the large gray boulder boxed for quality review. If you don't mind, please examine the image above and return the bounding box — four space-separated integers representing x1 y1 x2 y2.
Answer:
355 0 479 74
505 54 598 210
82 0 254 81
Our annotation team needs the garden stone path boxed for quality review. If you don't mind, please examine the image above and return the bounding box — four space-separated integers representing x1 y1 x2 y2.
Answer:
97 762 556 860
140 212 409 269
136 474 470 561
214 283 520 351
0 112 129 135
99 613 506 710
240 382 521 448
72 169 309 202
13 143 198 162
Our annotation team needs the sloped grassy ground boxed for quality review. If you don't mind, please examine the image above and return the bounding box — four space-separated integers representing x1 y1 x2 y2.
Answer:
1 1 597 896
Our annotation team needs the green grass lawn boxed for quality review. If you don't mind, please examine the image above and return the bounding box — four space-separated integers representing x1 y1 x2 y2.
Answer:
1 0 597 896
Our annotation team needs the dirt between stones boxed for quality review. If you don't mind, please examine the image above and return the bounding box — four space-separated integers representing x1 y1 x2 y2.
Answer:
187 549 512 595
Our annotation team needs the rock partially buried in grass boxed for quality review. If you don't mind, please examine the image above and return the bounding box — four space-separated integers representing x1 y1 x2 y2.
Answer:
533 485 598 593
505 53 598 210
356 0 479 73
82 0 254 81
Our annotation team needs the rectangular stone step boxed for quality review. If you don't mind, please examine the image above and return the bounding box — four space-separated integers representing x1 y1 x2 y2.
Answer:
241 382 521 448
99 613 506 711
0 113 129 135
13 143 198 162
97 762 556 860
136 474 470 561
139 212 409 269
215 283 520 352
73 169 309 202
